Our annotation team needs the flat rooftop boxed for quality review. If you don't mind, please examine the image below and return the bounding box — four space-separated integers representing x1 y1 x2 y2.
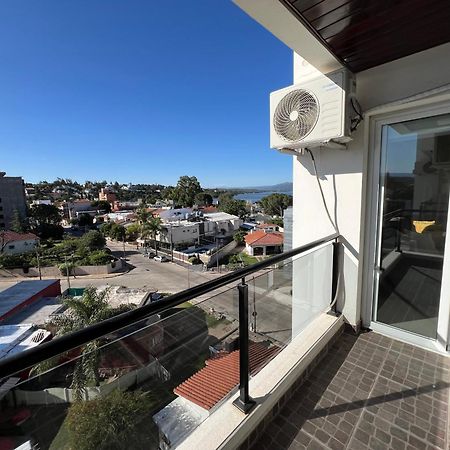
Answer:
1 297 63 326
0 280 59 319
0 324 51 360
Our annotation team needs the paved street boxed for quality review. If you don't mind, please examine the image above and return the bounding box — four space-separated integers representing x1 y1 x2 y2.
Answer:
0 240 223 294
0 241 293 346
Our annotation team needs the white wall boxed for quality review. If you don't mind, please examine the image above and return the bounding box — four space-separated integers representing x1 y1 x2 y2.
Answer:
3 239 38 255
292 43 450 327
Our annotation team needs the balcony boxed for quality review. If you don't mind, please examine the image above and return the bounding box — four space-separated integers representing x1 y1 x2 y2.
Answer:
0 234 448 450
247 330 450 450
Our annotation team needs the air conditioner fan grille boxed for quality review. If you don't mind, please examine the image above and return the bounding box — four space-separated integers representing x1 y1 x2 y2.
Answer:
273 89 319 141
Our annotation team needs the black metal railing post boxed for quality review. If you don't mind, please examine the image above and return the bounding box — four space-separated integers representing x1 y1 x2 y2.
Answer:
233 277 256 414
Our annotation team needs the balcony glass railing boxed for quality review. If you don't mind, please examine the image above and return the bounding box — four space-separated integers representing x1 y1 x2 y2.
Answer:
0 234 339 450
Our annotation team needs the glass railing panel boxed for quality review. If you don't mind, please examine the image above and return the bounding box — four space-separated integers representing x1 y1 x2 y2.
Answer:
291 242 334 339
0 283 241 450
248 259 293 348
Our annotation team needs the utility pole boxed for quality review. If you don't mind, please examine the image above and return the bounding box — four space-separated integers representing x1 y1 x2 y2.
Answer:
170 225 174 262
216 236 219 273
64 254 71 289
35 244 42 281
122 235 126 260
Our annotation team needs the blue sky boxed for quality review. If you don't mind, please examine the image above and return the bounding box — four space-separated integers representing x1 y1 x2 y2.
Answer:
0 0 292 187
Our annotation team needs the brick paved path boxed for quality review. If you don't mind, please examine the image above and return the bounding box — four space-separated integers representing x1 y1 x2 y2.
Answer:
251 331 450 450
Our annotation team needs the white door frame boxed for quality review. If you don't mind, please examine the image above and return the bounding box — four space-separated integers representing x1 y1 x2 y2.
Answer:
361 98 450 353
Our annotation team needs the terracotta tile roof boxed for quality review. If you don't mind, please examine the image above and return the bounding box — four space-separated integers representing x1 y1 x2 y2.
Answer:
0 231 39 244
201 206 218 213
174 343 280 410
244 230 283 247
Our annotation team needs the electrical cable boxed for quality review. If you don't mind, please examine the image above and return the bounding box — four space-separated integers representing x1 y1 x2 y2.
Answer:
305 148 339 234
305 148 341 311
350 97 363 132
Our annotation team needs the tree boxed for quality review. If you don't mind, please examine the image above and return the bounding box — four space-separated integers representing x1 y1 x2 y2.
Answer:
125 223 140 241
91 200 112 213
233 230 248 245
100 221 113 237
31 287 135 400
259 193 293 217
218 194 248 218
109 223 126 241
172 176 202 207
78 214 94 228
194 192 213 207
142 218 162 254
10 209 26 233
66 389 154 450
80 230 106 252
29 204 61 226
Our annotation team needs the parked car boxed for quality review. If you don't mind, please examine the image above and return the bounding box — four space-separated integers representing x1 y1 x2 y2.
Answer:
153 255 169 262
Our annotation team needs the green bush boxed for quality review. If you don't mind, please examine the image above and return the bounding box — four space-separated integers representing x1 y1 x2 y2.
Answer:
59 262 74 276
188 256 202 265
88 250 112 266
66 390 154 450
79 230 106 252
0 253 33 269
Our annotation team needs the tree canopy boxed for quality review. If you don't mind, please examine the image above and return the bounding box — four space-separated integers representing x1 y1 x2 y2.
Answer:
218 194 248 218
91 200 112 213
172 176 202 207
194 192 213 207
259 193 292 217
29 204 61 225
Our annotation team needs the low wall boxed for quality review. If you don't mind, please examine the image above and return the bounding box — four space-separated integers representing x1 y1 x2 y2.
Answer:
201 240 237 268
5 259 126 278
7 359 169 406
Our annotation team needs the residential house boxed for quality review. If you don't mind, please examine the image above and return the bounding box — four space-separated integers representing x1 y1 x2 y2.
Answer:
98 187 117 204
0 231 39 255
244 229 284 256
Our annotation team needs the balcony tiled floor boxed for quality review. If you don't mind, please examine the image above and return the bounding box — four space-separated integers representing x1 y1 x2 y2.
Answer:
251 331 450 450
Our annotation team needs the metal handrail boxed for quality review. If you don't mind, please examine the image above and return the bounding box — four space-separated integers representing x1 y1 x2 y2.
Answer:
0 233 339 378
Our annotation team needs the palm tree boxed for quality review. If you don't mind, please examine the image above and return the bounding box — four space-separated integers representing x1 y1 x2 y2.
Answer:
147 217 162 255
31 286 134 400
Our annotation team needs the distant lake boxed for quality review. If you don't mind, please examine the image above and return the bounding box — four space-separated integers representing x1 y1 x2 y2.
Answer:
234 191 293 203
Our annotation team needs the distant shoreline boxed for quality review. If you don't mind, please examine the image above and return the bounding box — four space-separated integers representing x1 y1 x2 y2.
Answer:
234 190 293 203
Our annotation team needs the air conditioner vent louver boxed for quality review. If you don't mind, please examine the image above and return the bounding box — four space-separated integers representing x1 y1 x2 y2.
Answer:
273 89 319 142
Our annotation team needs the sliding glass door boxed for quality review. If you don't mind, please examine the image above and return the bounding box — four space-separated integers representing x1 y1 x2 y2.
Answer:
373 113 450 343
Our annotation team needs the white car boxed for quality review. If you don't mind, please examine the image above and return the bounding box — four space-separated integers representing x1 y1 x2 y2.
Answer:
153 255 169 262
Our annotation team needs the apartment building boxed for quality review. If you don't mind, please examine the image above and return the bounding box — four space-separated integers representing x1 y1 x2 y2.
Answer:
0 172 27 230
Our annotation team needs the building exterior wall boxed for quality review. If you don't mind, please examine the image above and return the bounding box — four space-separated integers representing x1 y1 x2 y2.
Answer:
291 42 450 327
0 174 27 230
2 238 38 255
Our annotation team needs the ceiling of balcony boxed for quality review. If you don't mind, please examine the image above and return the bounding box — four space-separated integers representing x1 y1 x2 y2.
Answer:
282 0 450 72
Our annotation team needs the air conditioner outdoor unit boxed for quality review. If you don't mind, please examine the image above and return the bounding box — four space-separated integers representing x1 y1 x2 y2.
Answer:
270 69 356 151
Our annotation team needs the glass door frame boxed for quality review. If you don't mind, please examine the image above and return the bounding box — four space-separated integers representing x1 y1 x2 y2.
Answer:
363 100 450 353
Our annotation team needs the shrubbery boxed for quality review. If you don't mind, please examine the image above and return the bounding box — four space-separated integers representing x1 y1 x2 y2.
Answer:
188 255 202 265
66 390 154 450
0 231 113 270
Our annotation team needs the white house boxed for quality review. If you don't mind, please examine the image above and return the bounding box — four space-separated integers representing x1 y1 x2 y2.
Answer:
0 231 39 255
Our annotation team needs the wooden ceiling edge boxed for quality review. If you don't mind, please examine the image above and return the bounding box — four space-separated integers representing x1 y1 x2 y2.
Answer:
233 0 343 74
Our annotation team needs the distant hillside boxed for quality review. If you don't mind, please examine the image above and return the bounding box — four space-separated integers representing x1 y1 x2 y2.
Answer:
217 182 293 193
245 182 293 192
